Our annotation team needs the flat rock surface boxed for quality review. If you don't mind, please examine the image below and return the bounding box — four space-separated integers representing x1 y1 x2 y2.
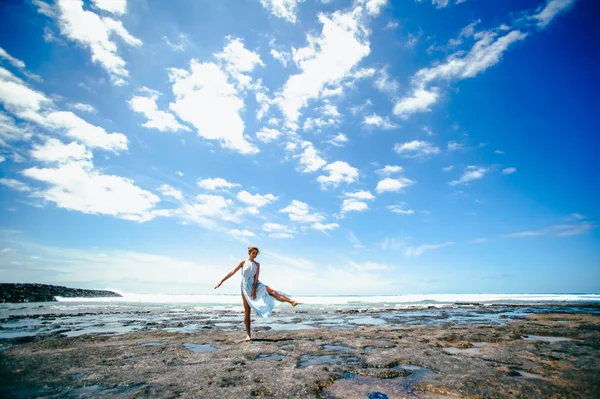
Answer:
0 313 598 398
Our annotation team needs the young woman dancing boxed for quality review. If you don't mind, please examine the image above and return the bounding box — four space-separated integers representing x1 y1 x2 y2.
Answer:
214 246 301 341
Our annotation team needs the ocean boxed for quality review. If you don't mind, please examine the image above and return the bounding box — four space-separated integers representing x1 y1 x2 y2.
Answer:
1 293 599 341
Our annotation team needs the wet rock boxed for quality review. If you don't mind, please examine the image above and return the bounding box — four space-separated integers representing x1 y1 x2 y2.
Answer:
0 283 121 303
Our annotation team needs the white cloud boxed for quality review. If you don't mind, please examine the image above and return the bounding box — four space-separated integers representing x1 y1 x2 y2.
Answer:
393 140 440 158
256 127 282 142
502 167 517 175
31 138 92 164
269 39 292 67
0 178 31 192
295 141 327 173
168 61 258 154
415 30 528 83
449 166 488 186
280 200 325 223
236 190 277 207
54 0 142 84
345 190 375 200
376 177 415 193
387 203 414 215
91 0 127 15
129 91 189 132
44 111 128 152
385 21 399 30
0 47 26 69
215 37 264 89
197 177 240 191
374 67 399 94
341 199 369 214
70 103 95 113
32 0 56 18
158 184 183 200
175 194 239 227
363 113 399 130
503 221 594 238
393 86 439 117
431 0 450 9
405 32 419 48
263 222 296 238
348 232 364 248
447 141 463 151
404 241 454 256
375 165 403 176
447 20 480 48
442 165 454 172
22 158 162 222
317 161 359 189
260 0 303 23
303 116 337 131
0 112 32 144
163 33 191 52
0 67 51 120
494 150 505 154
341 190 375 215
532 0 575 28
394 28 527 118
321 86 344 98
311 222 340 232
326 133 348 147
361 0 389 16
276 7 371 123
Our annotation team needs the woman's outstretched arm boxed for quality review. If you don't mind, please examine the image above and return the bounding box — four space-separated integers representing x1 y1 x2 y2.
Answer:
214 260 245 289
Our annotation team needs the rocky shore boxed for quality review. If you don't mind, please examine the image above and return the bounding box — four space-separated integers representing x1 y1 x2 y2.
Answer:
0 283 122 303
0 312 598 398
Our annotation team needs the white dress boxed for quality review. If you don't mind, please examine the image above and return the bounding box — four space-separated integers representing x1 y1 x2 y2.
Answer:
240 260 288 318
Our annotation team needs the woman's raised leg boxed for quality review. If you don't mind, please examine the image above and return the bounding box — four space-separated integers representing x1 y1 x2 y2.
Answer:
266 286 302 306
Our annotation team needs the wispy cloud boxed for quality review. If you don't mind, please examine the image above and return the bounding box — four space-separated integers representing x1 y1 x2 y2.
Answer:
503 220 595 238
449 166 488 186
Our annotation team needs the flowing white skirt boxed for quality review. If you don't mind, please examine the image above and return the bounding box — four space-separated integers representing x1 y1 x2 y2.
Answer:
241 276 289 318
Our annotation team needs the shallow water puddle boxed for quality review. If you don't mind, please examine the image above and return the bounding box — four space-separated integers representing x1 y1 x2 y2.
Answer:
139 341 170 346
255 353 283 360
322 374 457 399
443 347 481 355
183 343 217 353
471 342 488 347
297 354 362 368
521 335 578 343
323 344 352 351
27 383 149 398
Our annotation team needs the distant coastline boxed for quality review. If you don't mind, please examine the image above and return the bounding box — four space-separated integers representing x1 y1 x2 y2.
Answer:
0 283 122 303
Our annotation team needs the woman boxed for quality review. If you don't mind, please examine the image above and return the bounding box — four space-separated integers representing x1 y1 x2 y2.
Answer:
214 245 301 341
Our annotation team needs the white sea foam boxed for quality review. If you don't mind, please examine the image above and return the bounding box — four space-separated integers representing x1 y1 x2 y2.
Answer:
55 293 600 306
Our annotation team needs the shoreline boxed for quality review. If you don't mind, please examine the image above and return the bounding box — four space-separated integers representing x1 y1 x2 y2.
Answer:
0 283 122 304
1 312 599 398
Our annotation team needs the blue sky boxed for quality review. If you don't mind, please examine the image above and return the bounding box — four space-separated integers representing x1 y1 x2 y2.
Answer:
0 0 598 296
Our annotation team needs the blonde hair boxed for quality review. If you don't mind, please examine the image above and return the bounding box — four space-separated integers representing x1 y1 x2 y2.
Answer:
248 245 260 254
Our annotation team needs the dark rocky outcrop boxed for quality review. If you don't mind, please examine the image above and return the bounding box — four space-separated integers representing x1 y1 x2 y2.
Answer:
0 283 122 303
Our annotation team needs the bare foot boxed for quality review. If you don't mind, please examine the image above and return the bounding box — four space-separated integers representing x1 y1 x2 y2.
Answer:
291 301 302 307
244 335 252 341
